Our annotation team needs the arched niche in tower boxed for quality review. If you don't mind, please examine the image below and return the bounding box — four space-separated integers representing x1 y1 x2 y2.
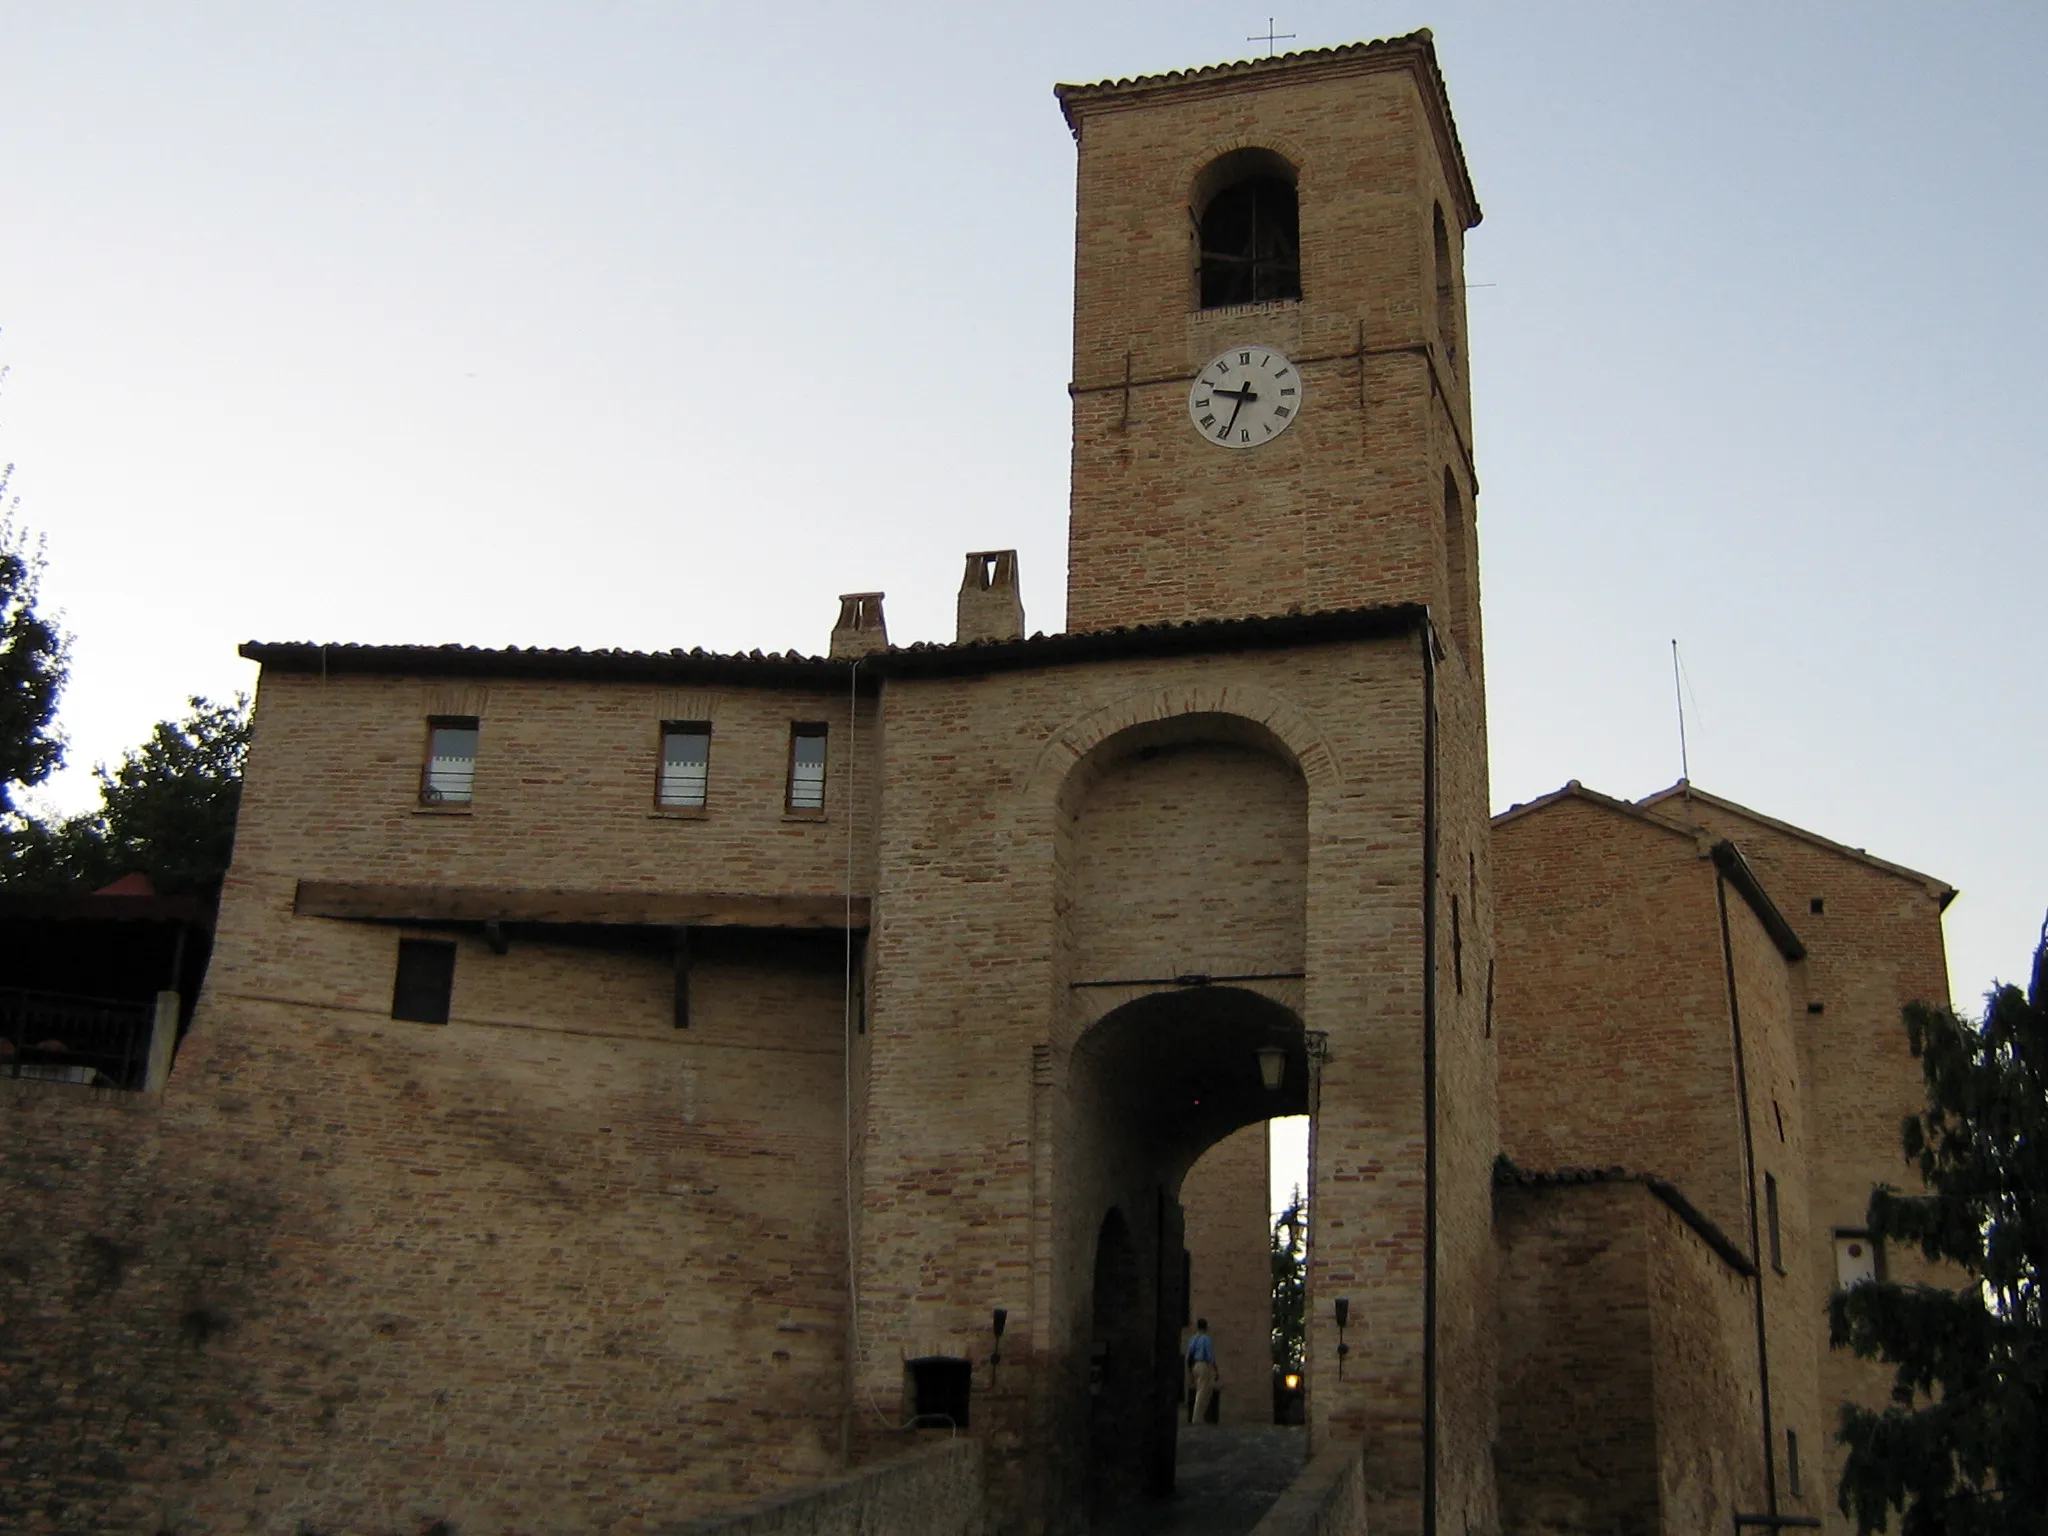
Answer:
1192 147 1302 309
1443 465 1476 669
1433 201 1461 371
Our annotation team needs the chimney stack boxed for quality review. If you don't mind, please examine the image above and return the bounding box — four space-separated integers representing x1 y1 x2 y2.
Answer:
830 592 888 659
956 551 1024 644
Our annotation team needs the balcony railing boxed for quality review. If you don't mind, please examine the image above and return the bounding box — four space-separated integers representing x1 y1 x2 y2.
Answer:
0 987 159 1090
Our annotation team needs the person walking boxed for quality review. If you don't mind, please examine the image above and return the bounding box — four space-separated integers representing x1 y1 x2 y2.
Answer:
1186 1317 1219 1425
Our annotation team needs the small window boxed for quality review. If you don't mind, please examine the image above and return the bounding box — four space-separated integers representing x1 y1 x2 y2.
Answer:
1809 897 1825 914
422 717 479 805
658 722 712 809
787 723 827 813
905 1355 971 1429
1834 1230 1882 1289
392 938 456 1024
1765 1172 1784 1272
1786 1428 1802 1497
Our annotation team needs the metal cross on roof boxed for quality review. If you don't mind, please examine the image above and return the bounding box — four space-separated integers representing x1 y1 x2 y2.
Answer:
1247 17 1297 56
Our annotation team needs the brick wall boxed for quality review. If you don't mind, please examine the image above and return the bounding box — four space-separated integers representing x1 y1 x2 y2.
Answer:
232 671 879 904
0 1080 274 1535
673 1438 983 1536
1493 794 1746 1236
850 635 1495 1535
1495 1180 1660 1534
1643 1177 1765 1531
0 656 888 1533
1495 1176 1762 1535
1654 790 1952 1528
1063 43 1479 640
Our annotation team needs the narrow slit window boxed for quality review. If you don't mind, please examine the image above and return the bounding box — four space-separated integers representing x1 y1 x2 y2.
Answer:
392 938 456 1024
422 717 479 805
659 722 712 809
1766 1172 1784 1272
1451 894 1464 995
1786 1429 1802 1497
787 723 828 813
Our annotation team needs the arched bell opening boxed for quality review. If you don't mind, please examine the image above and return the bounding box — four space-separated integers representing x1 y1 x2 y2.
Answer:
1068 987 1311 1518
1191 146 1303 309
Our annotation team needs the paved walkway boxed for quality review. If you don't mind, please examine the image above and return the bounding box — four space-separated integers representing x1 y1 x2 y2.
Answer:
1092 1424 1307 1536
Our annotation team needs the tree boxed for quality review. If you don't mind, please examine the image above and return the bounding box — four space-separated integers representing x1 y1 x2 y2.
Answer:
1271 1187 1306 1374
3 694 250 900
1828 920 2048 1535
0 465 69 813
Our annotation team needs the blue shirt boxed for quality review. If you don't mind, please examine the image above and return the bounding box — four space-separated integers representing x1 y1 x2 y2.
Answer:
1187 1332 1215 1365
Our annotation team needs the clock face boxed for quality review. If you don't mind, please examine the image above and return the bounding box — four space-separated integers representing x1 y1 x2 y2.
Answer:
1187 345 1303 449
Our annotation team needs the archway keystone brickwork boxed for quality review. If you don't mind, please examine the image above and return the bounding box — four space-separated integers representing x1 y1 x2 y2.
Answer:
1027 684 1345 806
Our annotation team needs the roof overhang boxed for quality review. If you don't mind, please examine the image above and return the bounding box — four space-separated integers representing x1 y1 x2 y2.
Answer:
1055 31 1480 230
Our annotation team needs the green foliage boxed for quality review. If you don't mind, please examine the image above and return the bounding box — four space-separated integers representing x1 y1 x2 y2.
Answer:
1271 1187 1305 1371
4 695 249 899
0 470 70 813
1828 921 2048 1535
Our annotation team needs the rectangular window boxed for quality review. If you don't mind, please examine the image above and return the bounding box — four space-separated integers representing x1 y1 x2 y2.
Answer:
786 722 827 813
391 938 456 1024
1766 1172 1784 1272
422 717 479 805
1786 1428 1802 1497
658 722 712 809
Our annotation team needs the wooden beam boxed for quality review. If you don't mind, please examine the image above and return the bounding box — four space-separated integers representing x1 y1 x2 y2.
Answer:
294 881 870 931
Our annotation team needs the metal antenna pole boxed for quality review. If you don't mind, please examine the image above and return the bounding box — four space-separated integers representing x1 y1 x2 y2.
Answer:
1672 638 1690 785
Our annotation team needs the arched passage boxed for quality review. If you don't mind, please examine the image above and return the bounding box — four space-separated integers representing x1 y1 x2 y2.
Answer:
1065 987 1312 1516
1048 709 1317 1522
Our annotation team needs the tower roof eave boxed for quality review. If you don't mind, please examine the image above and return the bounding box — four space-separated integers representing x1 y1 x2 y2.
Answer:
1054 31 1481 229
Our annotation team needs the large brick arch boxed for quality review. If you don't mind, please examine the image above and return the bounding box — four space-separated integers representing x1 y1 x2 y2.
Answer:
1025 681 1344 809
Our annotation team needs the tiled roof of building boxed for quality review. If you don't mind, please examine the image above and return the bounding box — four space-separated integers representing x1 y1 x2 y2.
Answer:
1493 1159 1756 1277
1636 780 1956 907
1054 31 1480 227
1490 779 1806 961
240 603 1430 686
1491 778 1706 842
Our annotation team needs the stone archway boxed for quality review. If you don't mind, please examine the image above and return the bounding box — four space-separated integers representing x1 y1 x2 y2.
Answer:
1062 987 1312 1517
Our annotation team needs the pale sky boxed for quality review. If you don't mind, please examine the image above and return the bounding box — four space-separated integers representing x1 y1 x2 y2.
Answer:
3 1 2042 1050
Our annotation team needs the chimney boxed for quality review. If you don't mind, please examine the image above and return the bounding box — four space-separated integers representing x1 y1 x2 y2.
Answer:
830 592 888 659
956 551 1024 644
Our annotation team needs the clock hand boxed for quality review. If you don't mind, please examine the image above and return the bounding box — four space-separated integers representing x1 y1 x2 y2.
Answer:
1217 380 1258 436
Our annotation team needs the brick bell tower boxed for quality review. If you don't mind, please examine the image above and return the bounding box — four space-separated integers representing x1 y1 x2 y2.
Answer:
1056 32 1483 687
